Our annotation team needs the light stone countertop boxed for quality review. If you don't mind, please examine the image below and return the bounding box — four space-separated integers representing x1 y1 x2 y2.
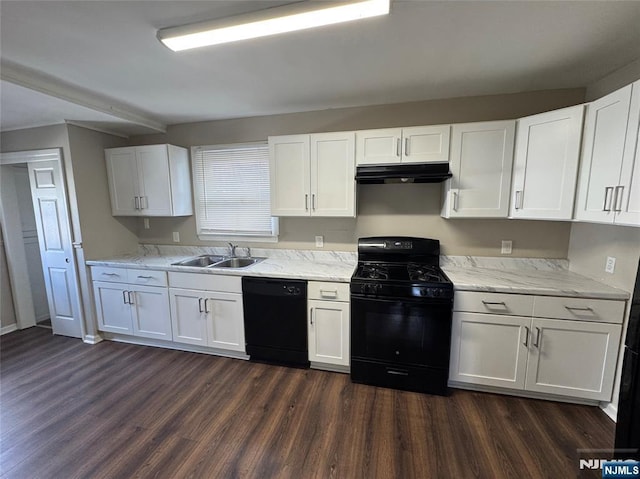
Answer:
441 256 629 301
86 247 629 300
86 247 357 283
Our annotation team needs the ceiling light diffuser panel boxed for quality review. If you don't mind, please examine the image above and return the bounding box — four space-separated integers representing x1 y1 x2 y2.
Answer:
157 0 391 52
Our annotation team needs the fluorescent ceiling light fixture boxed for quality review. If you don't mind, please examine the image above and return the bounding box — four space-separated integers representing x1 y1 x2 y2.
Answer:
158 0 390 52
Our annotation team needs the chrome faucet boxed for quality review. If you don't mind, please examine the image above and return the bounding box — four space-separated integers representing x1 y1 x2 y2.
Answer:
228 242 237 258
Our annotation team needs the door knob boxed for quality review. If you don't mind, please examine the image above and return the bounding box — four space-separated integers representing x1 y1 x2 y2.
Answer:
65 258 70 263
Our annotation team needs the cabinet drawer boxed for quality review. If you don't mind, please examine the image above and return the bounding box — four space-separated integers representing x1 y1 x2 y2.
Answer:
454 291 534 316
127 269 167 287
168 272 242 293
91 266 128 284
308 282 350 302
533 296 625 324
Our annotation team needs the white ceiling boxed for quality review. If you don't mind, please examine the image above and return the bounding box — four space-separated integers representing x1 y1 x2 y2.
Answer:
2 0 640 136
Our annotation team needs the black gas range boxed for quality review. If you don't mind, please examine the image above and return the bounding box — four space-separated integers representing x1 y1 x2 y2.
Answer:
350 237 453 396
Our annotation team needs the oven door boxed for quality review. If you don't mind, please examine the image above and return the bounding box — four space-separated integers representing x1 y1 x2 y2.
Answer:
351 294 452 368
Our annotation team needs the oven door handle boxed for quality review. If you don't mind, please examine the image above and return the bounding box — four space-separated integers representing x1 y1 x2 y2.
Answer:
351 295 452 305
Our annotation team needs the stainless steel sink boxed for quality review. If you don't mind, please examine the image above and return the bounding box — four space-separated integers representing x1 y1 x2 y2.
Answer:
172 255 264 269
211 257 264 269
172 255 225 267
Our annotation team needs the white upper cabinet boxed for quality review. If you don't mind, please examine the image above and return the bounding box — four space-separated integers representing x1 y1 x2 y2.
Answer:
105 144 192 217
442 120 516 218
510 105 584 220
575 81 640 226
355 125 450 165
269 132 355 217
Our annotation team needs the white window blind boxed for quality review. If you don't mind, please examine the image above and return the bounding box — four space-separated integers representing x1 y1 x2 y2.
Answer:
192 143 277 239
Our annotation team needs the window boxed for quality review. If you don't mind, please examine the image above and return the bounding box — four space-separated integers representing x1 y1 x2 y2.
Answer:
192 143 278 241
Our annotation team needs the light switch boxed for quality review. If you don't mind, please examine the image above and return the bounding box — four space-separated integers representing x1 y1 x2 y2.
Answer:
172 231 180 242
501 240 512 255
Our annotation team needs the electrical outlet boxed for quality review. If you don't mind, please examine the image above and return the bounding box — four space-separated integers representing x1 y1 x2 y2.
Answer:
172 231 180 243
315 235 324 248
143 218 150 229
501 240 512 255
605 256 616 274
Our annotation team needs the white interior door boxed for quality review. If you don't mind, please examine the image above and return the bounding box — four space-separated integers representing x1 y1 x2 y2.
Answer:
27 160 82 338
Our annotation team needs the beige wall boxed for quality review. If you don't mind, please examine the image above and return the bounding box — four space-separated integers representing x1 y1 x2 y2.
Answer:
133 88 584 257
66 125 138 259
0 228 16 329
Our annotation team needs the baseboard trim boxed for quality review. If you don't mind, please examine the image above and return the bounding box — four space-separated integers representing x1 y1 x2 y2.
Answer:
310 362 349 374
600 402 618 422
0 323 18 336
83 334 104 345
448 380 600 406
101 333 250 360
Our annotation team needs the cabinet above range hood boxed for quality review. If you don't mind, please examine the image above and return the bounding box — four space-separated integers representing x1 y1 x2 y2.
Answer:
355 162 452 184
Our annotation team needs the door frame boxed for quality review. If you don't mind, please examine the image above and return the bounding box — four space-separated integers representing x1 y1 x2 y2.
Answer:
0 148 86 338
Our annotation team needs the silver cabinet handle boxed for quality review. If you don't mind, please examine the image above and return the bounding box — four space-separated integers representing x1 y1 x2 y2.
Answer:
396 138 401 157
123 290 128 304
320 290 338 298
137 275 153 279
305 194 309 211
565 306 593 312
312 194 316 211
310 307 314 325
102 272 119 276
204 298 210 314
603 186 614 211
452 191 459 212
533 327 541 348
198 297 203 313
134 196 140 210
128 291 134 304
141 196 147 209
515 190 524 210
404 138 409 156
614 186 624 212
482 301 506 306
523 326 530 347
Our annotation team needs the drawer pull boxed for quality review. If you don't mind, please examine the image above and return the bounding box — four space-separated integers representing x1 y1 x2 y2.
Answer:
137 275 153 279
523 326 530 347
564 306 593 312
482 301 506 306
320 290 338 298
102 272 119 276
198 298 204 313
123 290 128 304
386 368 409 376
128 291 134 305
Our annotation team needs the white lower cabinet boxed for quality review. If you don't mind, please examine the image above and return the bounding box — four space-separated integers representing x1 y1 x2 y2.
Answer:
307 281 350 369
92 267 171 340
449 291 623 402
168 273 245 353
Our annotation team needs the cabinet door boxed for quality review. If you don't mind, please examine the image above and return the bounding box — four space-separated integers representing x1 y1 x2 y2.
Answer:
130 285 172 340
614 80 640 227
355 128 402 165
136 145 173 216
269 135 311 216
575 84 632 223
105 148 139 216
205 292 245 352
169 288 207 346
445 121 515 218
310 132 356 217
449 312 529 389
401 125 450 164
511 106 584 220
93 281 132 334
524 318 621 401
308 299 350 367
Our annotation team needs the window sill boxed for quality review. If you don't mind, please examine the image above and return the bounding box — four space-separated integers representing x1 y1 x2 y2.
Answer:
197 234 278 243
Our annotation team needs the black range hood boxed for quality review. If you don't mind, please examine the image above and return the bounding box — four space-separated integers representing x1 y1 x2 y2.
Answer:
355 162 452 184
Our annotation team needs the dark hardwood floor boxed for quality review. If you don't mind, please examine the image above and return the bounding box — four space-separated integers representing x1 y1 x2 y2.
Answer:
1 327 614 478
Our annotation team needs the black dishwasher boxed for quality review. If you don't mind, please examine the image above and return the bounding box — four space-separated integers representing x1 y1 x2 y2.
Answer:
242 277 309 367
